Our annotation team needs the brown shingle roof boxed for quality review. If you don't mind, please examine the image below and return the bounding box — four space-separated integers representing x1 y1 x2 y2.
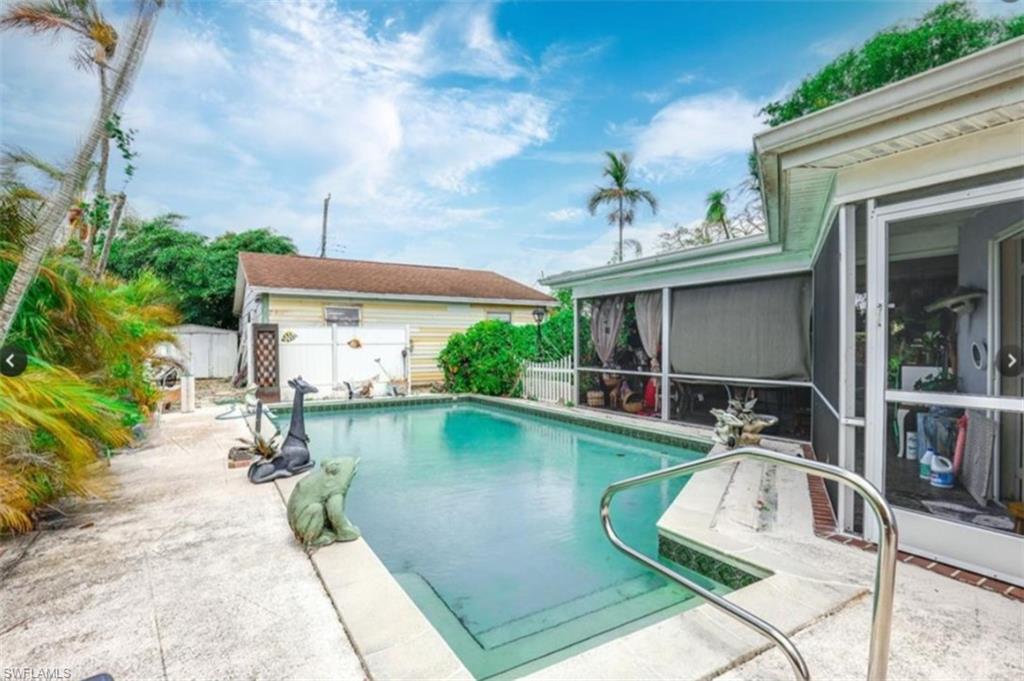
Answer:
238 252 555 303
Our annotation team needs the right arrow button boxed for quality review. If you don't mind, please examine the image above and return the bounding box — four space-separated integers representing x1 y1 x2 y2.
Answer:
996 344 1023 378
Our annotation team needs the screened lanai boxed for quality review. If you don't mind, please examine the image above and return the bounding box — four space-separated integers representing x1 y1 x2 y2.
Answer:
573 275 813 441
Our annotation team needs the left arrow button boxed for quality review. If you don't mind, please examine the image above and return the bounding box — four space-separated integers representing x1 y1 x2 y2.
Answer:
0 345 27 377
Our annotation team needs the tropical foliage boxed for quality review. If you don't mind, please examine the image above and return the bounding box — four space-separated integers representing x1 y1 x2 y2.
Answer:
0 247 178 531
587 152 657 263
760 1 1024 127
0 0 172 531
105 215 297 328
439 290 574 396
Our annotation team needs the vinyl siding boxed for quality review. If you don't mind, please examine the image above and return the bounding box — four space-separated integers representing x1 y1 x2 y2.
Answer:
266 294 539 385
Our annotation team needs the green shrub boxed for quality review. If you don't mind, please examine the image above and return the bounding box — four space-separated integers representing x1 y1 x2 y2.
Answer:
439 320 534 396
439 291 576 396
761 2 1024 127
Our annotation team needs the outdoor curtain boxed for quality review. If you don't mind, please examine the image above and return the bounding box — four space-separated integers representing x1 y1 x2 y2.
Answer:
634 292 662 371
589 296 625 367
669 275 811 380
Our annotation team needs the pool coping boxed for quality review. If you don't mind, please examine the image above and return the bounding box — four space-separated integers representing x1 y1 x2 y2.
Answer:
269 396 864 680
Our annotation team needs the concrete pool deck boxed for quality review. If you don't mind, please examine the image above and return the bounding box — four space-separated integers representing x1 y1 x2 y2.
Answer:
2 403 1021 680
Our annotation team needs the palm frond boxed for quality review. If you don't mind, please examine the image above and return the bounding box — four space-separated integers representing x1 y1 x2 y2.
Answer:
587 187 620 215
2 148 65 182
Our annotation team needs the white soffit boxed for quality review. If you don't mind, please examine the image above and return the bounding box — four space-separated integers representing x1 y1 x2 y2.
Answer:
798 101 1024 171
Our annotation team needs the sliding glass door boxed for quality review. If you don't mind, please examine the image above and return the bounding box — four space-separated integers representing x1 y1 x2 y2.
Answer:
865 180 1024 583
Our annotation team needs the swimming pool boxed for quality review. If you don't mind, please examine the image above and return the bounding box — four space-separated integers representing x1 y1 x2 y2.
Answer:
283 400 728 678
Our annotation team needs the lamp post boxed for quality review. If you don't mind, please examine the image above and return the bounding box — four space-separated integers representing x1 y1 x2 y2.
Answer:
532 307 547 356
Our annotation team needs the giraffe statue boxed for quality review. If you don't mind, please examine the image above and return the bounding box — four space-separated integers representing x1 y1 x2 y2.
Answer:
248 376 318 484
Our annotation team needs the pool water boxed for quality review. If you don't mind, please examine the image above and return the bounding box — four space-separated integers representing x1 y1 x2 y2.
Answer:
289 402 723 678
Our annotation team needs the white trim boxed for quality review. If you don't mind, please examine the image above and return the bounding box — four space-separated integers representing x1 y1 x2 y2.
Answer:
866 182 1024 561
871 178 1024 221
250 286 556 308
666 372 812 389
896 510 1024 585
571 260 808 300
837 203 860 532
540 238 777 288
832 153 1022 207
864 197 885 544
884 390 1024 414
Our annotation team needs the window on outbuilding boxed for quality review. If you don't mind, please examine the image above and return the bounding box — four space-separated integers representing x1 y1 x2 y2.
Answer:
486 311 512 323
324 306 360 326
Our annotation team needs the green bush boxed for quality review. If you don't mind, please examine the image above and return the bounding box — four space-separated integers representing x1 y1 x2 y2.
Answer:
761 2 1024 127
438 289 576 396
439 320 534 396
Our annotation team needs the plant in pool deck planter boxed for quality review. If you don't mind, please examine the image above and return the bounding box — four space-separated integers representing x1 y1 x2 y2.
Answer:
710 397 779 449
236 432 280 461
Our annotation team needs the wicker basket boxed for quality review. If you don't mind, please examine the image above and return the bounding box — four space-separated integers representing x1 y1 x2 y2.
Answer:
586 390 605 407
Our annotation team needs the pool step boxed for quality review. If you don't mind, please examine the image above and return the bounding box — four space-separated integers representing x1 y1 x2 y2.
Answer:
395 565 717 679
474 571 685 649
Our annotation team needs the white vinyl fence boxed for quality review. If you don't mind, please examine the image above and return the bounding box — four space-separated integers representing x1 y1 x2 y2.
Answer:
270 324 410 399
157 324 238 378
522 356 575 404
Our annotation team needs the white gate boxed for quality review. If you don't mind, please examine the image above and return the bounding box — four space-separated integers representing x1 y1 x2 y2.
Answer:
522 356 574 404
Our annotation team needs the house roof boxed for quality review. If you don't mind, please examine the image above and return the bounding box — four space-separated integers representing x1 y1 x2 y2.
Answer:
236 252 555 306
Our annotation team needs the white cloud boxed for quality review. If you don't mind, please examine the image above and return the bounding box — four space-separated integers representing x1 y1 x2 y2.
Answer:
547 207 584 222
632 89 764 175
221 0 552 229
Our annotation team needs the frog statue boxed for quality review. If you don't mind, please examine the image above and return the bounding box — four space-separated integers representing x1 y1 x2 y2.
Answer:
286 458 361 549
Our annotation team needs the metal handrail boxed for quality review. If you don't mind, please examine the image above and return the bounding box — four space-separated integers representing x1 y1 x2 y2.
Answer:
600 446 898 681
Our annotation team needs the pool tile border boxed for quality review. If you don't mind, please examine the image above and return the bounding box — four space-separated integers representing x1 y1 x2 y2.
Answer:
657 535 761 590
270 394 714 454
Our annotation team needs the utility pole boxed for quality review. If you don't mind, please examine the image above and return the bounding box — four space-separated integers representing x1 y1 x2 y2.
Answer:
320 193 331 258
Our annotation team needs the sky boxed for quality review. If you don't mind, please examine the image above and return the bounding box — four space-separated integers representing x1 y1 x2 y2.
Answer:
1 0 1019 288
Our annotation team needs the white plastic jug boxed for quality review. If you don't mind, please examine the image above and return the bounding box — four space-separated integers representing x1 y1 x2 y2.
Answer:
930 456 954 489
919 447 936 480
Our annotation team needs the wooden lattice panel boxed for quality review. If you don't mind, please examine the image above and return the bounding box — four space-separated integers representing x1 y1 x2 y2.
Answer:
252 324 279 400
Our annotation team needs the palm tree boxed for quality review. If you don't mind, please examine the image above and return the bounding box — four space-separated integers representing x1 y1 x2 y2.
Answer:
704 189 732 240
0 0 164 345
587 152 658 263
1 0 119 267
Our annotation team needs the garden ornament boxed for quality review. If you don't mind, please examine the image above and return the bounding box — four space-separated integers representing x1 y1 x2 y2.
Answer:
287 458 361 548
247 376 317 484
710 398 779 448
